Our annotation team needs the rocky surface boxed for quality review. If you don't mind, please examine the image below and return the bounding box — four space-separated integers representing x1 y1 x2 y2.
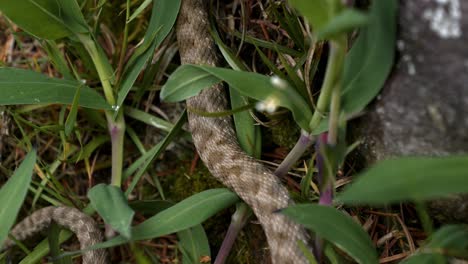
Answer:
352 0 468 222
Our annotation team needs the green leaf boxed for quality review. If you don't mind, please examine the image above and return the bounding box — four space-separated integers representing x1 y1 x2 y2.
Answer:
124 107 174 133
312 0 397 135
282 204 378 264
0 68 111 109
127 0 152 22
42 40 74 80
64 84 81 138
178 226 210 264
48 223 73 264
317 9 368 40
131 188 238 238
341 0 397 114
0 150 37 245
402 225 468 263
338 156 468 205
211 25 261 157
129 200 211 264
88 184 134 239
289 0 330 31
115 0 181 116
160 65 313 131
72 135 109 162
123 110 187 194
81 189 238 252
0 0 88 40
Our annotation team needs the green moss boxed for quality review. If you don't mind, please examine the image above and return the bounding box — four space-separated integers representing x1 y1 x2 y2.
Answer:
269 114 301 149
161 163 268 263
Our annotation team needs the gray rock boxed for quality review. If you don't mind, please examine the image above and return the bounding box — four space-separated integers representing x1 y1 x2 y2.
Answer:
352 0 468 222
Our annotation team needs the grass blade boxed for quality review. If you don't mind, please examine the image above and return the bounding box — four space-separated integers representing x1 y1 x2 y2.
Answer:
0 149 37 245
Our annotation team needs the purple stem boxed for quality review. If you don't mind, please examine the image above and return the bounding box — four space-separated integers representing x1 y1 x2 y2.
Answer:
314 132 335 262
275 130 315 178
214 203 251 264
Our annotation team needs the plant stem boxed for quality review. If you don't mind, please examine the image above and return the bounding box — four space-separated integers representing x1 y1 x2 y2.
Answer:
275 130 315 178
214 203 251 264
78 34 116 106
107 112 126 187
308 39 345 132
78 34 125 187
115 0 131 84
326 38 346 145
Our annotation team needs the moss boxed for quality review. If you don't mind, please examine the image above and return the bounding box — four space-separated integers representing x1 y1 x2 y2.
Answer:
269 114 301 149
161 163 269 263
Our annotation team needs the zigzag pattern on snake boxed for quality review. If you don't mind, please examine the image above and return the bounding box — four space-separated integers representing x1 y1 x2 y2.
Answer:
2 1 310 263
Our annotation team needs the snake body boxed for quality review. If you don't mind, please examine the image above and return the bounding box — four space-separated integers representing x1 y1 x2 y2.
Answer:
2 206 109 263
177 1 309 263
2 1 309 263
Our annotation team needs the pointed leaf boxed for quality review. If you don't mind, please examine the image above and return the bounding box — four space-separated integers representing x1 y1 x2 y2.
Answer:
289 0 330 31
81 189 239 252
317 9 368 40
341 0 397 114
115 0 181 115
161 65 313 131
88 184 134 239
402 225 468 263
0 150 37 245
312 0 397 135
282 204 378 264
0 68 111 109
0 0 88 40
178 226 210 264
338 156 468 205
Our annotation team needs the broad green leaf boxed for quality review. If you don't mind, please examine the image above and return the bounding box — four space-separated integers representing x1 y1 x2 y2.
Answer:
80 189 239 252
289 0 330 31
130 188 238 239
160 65 313 131
338 156 468 205
312 0 397 135
317 9 368 40
178 226 210 264
402 225 468 263
115 0 181 116
0 68 111 109
0 0 88 40
88 184 134 239
0 150 37 245
282 204 378 264
160 65 219 102
129 200 211 264
341 0 397 114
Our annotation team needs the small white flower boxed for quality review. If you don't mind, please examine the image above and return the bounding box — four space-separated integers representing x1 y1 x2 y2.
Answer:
256 96 279 113
270 75 288 90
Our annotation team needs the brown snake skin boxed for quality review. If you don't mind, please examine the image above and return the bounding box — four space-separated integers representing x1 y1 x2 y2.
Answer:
2 1 309 263
2 206 109 263
177 1 309 263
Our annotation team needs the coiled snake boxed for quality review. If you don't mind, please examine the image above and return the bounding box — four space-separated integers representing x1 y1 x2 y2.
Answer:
2 1 310 263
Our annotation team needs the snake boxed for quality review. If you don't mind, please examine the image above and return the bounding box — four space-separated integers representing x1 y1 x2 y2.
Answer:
2 0 310 263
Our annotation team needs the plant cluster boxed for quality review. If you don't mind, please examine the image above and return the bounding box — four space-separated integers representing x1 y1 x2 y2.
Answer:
0 0 467 263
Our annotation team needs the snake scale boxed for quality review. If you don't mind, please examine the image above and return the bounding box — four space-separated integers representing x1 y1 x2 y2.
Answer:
2 1 309 263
